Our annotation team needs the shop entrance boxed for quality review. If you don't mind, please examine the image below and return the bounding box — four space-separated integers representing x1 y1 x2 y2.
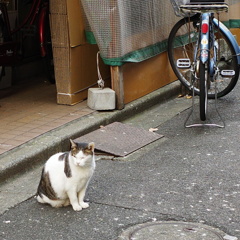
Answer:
0 0 54 90
0 1 94 155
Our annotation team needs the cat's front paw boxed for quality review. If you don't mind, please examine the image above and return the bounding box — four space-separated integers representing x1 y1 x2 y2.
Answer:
80 201 89 209
72 204 82 211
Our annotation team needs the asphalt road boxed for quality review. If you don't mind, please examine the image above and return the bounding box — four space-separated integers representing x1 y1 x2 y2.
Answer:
0 84 240 240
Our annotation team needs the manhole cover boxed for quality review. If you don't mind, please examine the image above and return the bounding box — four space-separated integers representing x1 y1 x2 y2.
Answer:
118 221 236 240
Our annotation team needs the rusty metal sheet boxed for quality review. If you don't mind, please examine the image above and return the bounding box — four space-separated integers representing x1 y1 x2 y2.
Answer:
74 122 163 157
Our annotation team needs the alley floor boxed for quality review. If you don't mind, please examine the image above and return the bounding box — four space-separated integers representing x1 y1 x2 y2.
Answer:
0 75 94 155
0 79 240 239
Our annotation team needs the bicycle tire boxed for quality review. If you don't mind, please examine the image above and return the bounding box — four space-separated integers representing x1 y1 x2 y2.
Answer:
199 61 207 121
168 15 239 99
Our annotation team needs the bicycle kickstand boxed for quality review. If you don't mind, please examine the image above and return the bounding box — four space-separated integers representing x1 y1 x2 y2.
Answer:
184 71 225 128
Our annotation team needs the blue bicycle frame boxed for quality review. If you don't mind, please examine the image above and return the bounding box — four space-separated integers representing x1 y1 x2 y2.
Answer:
199 13 240 65
199 13 210 64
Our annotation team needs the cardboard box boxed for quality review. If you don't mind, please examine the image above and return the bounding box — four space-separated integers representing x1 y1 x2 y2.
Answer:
50 0 110 105
50 0 87 47
53 44 110 105
229 2 240 20
49 0 67 14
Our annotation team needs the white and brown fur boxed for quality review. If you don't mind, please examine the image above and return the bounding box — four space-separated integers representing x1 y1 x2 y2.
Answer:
36 139 95 211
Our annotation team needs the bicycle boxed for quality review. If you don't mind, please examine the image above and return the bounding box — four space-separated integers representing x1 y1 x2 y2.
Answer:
168 0 240 126
0 0 54 84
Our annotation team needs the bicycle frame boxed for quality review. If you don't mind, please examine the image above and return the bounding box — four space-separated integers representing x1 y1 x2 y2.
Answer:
199 13 211 65
0 0 50 59
196 12 240 83
38 1 49 57
0 0 54 83
198 13 219 82
200 14 240 62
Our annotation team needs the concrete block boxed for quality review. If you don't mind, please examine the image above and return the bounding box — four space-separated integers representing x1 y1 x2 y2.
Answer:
87 87 116 110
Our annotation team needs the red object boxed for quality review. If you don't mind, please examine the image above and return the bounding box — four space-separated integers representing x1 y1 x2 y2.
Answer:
202 23 209 34
38 3 48 57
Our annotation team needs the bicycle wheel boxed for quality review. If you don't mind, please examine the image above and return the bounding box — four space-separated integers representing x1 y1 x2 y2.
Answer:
168 15 239 99
199 61 208 121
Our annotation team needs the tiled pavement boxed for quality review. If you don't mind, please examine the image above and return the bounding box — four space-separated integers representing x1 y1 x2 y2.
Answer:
0 76 94 155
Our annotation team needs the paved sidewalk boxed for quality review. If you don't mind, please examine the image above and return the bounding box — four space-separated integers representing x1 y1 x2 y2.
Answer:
0 81 182 183
0 77 95 155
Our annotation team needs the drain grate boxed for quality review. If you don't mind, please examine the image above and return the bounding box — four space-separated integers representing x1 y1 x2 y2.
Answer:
118 221 234 240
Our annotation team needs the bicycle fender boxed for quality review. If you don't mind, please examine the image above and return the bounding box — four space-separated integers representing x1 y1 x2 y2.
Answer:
200 13 210 64
213 18 240 64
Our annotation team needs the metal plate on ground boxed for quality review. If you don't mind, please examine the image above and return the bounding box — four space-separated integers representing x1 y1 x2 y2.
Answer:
75 122 163 157
118 221 235 240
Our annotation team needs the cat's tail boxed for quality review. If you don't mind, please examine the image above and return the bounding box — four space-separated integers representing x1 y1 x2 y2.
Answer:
36 194 68 208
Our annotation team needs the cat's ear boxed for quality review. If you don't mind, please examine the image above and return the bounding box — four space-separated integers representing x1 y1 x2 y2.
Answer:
88 142 95 152
70 139 77 149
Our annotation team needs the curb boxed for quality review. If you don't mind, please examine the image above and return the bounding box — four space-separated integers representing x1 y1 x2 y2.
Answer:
0 81 181 183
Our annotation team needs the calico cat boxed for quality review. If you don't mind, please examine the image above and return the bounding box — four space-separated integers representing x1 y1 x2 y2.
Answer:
36 139 95 211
